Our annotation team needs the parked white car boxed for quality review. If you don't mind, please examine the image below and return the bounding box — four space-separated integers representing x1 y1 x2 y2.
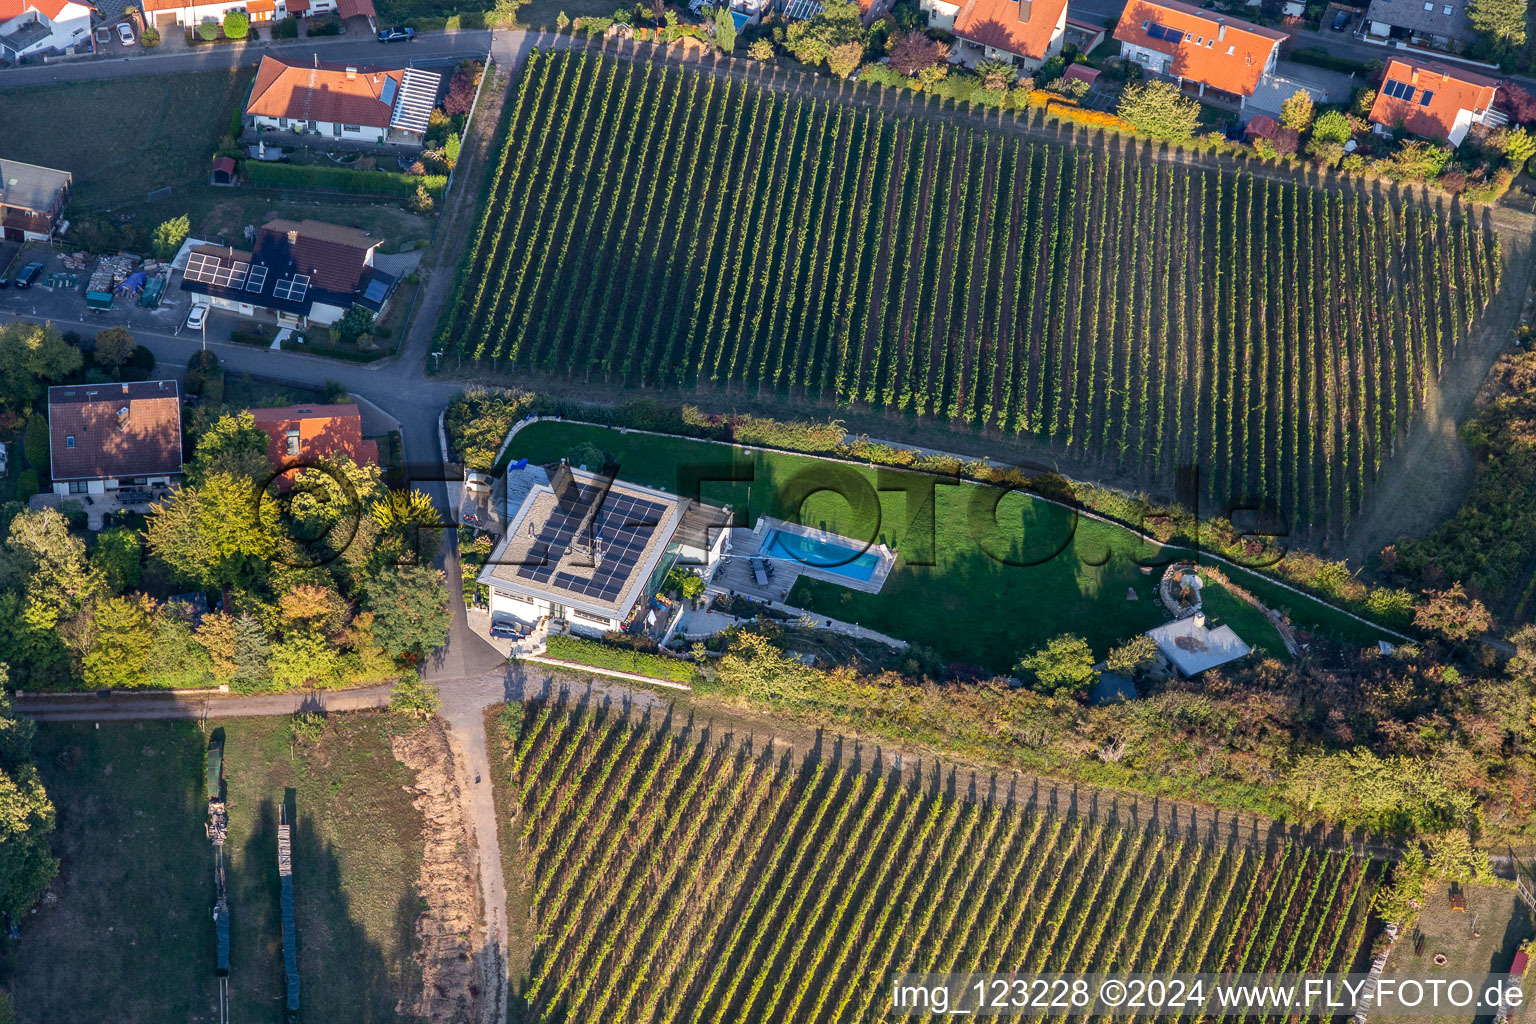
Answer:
116 22 134 44
185 304 209 330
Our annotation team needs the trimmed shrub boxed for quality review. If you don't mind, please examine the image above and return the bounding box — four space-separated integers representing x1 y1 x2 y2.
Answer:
197 19 218 40
246 162 447 197
223 10 248 38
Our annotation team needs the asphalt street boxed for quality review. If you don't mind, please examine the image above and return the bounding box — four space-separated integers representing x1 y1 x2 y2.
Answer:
0 29 496 88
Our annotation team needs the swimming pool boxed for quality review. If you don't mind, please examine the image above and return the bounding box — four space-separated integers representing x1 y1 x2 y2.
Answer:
759 529 881 582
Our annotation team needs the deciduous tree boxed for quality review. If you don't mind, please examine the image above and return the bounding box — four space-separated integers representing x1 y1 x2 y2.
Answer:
888 31 948 78
150 215 190 261
1014 634 1095 695
1279 89 1315 132
1468 0 1525 44
0 322 82 410
82 594 158 688
92 326 137 371
363 565 450 659
1116 80 1200 142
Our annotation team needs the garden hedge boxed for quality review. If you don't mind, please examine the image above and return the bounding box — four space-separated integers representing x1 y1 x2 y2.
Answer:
246 162 446 197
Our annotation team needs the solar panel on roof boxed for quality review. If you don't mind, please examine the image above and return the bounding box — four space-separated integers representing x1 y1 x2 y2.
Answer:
272 275 310 303
185 251 250 290
245 264 269 293
362 278 390 303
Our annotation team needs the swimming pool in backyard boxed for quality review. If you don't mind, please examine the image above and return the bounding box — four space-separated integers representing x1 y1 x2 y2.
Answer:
759 529 881 583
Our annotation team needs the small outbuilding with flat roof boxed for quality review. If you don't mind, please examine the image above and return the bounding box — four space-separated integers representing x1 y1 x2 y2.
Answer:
1147 612 1251 677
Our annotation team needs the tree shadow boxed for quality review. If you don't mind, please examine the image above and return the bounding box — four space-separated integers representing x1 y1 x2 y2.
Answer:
228 792 418 1023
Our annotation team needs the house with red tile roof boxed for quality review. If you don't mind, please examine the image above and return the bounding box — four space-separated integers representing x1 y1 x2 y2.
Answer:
0 0 90 59
1113 0 1288 106
949 0 1068 69
244 54 441 145
47 381 183 499
1367 57 1499 147
249 403 378 487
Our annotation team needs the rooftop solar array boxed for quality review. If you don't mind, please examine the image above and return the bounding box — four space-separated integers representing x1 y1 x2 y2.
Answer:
186 251 250 290
516 485 667 605
1145 21 1186 42
783 0 823 18
272 274 310 303
362 277 390 303
245 263 269 294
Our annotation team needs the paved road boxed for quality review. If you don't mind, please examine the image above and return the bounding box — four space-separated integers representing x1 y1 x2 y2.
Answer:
0 30 495 88
0 33 539 1019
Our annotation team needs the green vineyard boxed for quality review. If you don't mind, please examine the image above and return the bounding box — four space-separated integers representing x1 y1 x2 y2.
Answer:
504 703 1382 1023
442 48 1502 535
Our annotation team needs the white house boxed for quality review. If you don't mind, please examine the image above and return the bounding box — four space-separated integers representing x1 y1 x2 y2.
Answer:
47 381 183 498
950 0 1068 70
479 464 729 637
244 54 440 145
0 0 91 59
1113 0 1288 107
919 0 961 29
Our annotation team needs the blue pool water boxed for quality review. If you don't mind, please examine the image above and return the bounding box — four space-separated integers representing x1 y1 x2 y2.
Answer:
759 529 880 582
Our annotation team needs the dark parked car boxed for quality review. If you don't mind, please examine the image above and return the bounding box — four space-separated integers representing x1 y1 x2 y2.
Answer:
489 620 522 639
1331 10 1349 30
13 263 43 289
378 25 414 41
0 275 9 289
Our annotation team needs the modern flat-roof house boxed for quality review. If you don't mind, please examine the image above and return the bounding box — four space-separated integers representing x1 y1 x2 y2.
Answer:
244 55 441 145
178 217 394 327
1114 0 1287 108
1147 613 1251 677
47 381 183 497
249 403 378 486
1362 0 1475 51
1368 57 1499 146
948 0 1068 69
0 0 90 59
478 464 730 637
0 158 70 243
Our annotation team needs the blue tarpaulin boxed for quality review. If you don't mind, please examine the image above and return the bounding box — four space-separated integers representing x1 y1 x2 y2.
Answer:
116 271 146 295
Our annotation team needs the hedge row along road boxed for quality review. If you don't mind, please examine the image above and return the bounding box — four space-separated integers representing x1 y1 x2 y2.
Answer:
505 701 1383 1024
438 48 1501 538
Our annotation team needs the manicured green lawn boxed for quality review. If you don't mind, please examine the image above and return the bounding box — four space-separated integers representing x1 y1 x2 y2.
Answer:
1197 572 1289 660
10 714 422 1023
505 422 1397 671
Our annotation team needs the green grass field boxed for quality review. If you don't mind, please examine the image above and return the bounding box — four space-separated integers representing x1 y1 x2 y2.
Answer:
8 713 423 1022
0 70 253 210
504 421 1397 671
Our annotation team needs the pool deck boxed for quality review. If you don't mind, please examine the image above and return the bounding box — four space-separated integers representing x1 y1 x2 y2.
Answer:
750 516 896 595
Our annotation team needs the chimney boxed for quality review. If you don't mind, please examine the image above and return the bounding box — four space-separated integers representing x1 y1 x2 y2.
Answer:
1193 612 1206 630
1017 0 1032 21
1410 67 1420 84
116 407 130 431
121 383 129 394
1217 21 1227 41
287 229 299 244
345 66 357 79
